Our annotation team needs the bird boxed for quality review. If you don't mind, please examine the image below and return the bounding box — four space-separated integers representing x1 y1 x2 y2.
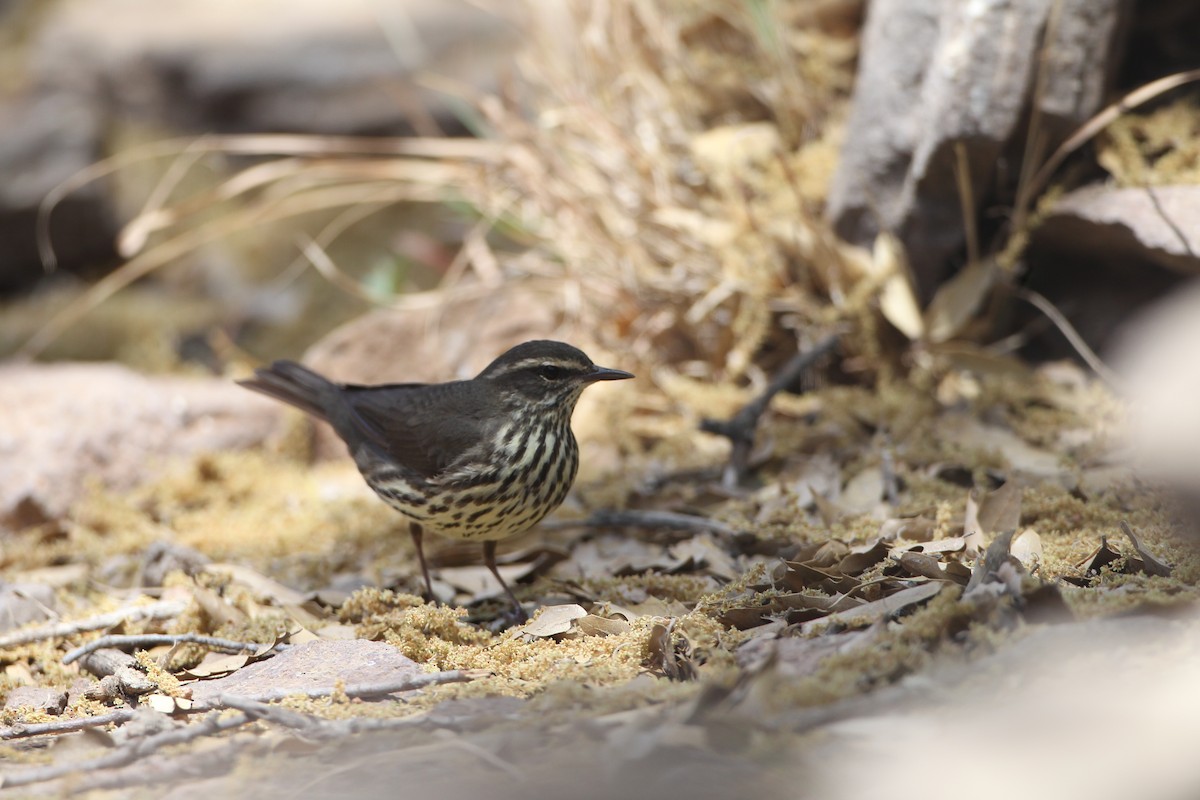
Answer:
237 339 634 621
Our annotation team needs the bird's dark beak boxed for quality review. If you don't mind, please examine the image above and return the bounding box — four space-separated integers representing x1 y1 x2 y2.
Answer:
583 365 635 383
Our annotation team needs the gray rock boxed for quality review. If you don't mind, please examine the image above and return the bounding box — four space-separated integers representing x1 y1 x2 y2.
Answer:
187 639 422 704
0 362 283 529
3 685 68 715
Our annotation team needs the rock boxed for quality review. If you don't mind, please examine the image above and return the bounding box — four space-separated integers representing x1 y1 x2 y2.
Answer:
0 362 282 530
3 685 68 715
1035 184 1200 273
826 0 1127 300
187 639 421 704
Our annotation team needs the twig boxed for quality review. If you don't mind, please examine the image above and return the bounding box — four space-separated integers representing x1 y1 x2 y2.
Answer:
0 709 135 740
64 633 280 666
700 333 840 487
217 695 433 739
0 670 479 744
0 710 252 789
540 510 738 537
0 600 187 650
1025 69 1200 204
194 669 480 709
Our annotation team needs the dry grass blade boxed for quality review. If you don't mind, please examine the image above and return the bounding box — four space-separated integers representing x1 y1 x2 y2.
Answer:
1026 68 1200 204
23 162 474 357
1012 287 1119 386
37 133 502 270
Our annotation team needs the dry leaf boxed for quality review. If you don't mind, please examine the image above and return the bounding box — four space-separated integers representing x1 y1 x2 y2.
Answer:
1010 529 1043 571
805 583 944 632
879 517 937 542
963 489 985 559
809 540 851 568
898 551 946 580
837 539 890 574
520 604 588 638
812 491 848 526
1075 536 1122 575
893 537 966 556
841 467 886 516
669 535 739 581
1120 521 1171 577
977 481 1022 536
181 652 250 680
144 693 192 714
872 233 925 340
574 615 632 637
924 259 996 342
202 564 308 606
645 622 697 682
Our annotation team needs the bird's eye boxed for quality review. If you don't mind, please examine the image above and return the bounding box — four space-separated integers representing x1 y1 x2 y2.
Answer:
537 365 569 381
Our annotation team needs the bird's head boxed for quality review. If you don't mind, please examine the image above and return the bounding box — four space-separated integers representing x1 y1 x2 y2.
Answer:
478 340 634 411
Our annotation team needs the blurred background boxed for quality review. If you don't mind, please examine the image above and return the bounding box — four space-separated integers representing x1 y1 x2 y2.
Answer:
4 0 1200 796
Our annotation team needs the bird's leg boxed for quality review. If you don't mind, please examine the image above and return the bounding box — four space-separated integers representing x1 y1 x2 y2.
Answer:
483 540 528 623
409 522 435 602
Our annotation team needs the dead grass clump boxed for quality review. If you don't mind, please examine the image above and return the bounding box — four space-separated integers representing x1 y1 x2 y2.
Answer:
470 0 864 384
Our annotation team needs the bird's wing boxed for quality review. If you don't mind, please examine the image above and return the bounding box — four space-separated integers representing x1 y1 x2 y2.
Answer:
338 380 495 479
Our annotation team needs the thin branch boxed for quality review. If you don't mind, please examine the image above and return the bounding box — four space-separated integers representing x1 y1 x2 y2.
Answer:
700 333 841 487
0 709 135 740
194 669 482 709
1026 69 1200 204
0 600 187 650
65 633 281 666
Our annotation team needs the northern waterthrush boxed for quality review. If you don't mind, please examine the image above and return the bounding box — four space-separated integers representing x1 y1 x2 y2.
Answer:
238 340 633 620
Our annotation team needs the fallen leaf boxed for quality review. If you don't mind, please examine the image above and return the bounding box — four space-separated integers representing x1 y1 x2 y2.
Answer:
940 414 1067 479
645 621 697 682
783 561 859 594
520 604 588 638
669 534 739 581
898 551 946 581
804 583 944 632
838 539 891 575
841 467 885 516
1076 536 1122 575
574 615 632 637
893 537 966 556
872 233 926 340
145 693 191 714
966 530 1018 594
964 489 985 559
924 259 997 343
202 564 308 606
879 517 937 542
1120 521 1171 577
808 540 851 568
1011 529 1043 571
978 481 1023 536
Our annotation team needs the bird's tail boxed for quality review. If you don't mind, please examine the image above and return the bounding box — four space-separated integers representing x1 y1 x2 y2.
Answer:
237 360 339 422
